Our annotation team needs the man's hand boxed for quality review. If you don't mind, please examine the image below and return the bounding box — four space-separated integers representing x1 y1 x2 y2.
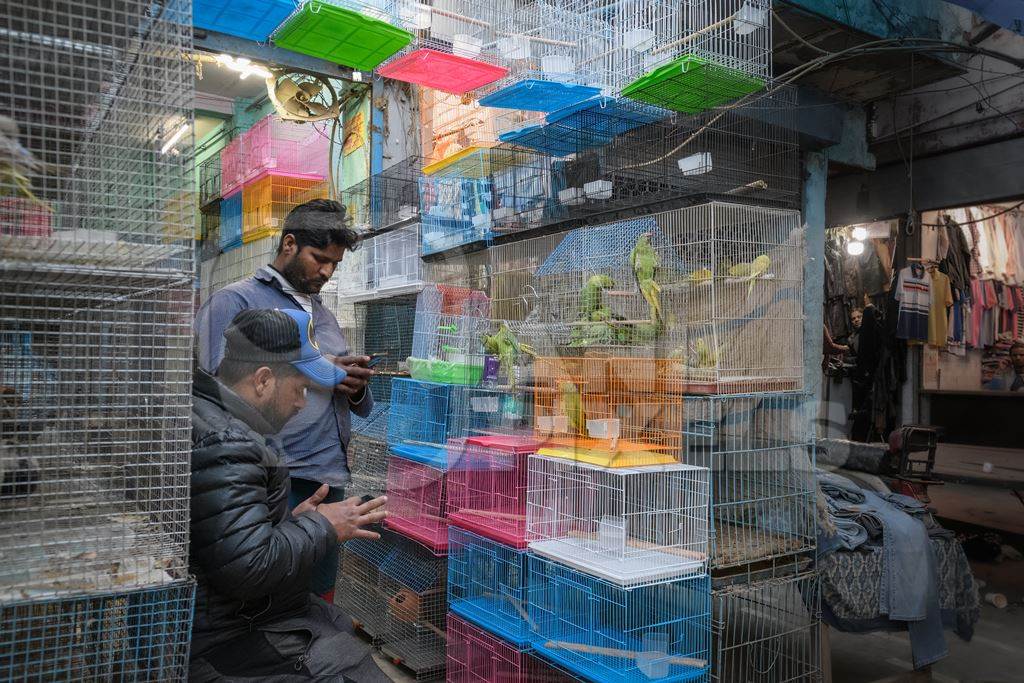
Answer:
328 354 374 398
292 483 330 517
316 495 387 541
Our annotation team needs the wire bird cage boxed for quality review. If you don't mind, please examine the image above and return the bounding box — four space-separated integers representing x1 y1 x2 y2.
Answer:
419 173 493 255
446 435 540 548
555 88 801 218
219 190 244 252
388 378 530 465
408 285 491 385
446 613 574 683
378 0 513 94
447 526 532 646
370 223 423 295
527 456 710 587
487 147 561 236
478 1 607 112
328 235 374 301
236 114 330 187
198 232 279 302
615 0 772 112
419 88 501 170
529 203 804 393
528 555 711 683
681 393 815 570
198 154 222 209
711 563 820 683
0 580 195 680
342 296 418 389
348 401 392 499
335 529 448 679
1 281 192 595
385 452 451 554
242 173 328 243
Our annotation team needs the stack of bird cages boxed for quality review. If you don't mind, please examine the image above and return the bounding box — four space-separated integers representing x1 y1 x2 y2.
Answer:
478 1 607 112
590 0 771 111
349 401 393 499
446 614 574 683
527 555 711 683
680 393 815 571
220 137 245 197
408 285 491 385
710 561 820 683
488 146 560 236
528 203 804 393
378 0 511 94
336 539 389 641
198 154 222 209
446 434 540 548
237 114 330 186
374 155 425 231
0 0 196 674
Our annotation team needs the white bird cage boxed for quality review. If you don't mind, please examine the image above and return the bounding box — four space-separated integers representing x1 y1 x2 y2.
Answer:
526 455 710 587
328 240 374 302
529 202 805 393
598 0 772 105
198 233 280 302
408 284 491 384
371 223 423 295
479 1 610 112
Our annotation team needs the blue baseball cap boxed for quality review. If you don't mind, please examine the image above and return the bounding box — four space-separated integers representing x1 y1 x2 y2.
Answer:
222 308 347 388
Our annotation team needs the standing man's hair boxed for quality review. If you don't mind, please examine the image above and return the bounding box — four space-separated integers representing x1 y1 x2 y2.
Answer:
278 199 361 254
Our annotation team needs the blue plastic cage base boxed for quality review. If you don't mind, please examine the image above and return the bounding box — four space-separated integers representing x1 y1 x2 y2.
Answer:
533 637 709 683
194 0 295 42
390 443 448 469
479 79 601 112
449 596 532 649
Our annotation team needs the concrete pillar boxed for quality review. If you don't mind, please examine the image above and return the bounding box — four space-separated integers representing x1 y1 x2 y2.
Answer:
803 152 828 401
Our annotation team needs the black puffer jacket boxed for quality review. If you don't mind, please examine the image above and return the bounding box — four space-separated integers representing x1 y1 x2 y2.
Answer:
189 369 336 656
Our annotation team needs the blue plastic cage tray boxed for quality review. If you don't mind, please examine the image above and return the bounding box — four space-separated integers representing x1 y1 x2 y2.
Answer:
479 79 601 113
390 443 448 469
547 96 670 138
498 123 586 157
194 0 296 42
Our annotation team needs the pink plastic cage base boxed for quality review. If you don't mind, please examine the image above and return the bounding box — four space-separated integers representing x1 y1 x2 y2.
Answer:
446 436 539 549
379 48 509 95
446 614 572 683
0 198 53 237
238 115 329 186
220 137 244 196
385 454 449 555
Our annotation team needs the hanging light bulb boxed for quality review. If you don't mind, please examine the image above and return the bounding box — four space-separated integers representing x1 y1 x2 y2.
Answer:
851 226 868 241
846 240 865 256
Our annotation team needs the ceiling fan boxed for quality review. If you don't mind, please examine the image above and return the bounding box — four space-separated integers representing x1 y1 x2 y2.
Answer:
265 68 341 123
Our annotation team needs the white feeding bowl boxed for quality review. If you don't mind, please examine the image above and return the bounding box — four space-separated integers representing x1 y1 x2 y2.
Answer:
678 152 713 176
584 179 613 199
537 415 569 433
558 187 584 206
587 418 621 440
541 54 575 77
622 28 656 51
453 34 483 57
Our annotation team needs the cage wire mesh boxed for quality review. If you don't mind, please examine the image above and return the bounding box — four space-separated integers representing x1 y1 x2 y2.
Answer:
198 154 222 209
348 401 393 499
0 579 195 680
446 434 540 548
526 203 804 393
385 452 452 554
419 172 493 255
528 555 711 683
446 613 575 683
447 526 532 646
408 285 491 384
681 393 815 571
526 455 710 587
336 543 388 641
420 88 501 170
711 563 820 683
198 232 279 302
0 279 193 595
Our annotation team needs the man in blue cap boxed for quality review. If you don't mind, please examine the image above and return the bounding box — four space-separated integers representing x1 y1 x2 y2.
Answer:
189 307 390 681
195 199 373 599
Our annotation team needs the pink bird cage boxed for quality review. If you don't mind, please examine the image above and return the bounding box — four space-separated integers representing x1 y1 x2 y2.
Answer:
385 453 450 555
446 614 572 683
220 137 244 196
238 114 330 186
0 198 53 237
446 435 540 549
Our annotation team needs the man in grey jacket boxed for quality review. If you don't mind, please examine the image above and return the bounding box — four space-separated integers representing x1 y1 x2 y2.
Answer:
190 307 390 681
195 199 373 598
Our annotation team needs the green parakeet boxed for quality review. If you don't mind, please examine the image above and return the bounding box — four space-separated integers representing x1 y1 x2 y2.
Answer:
630 233 662 324
687 268 713 284
695 337 719 369
747 254 771 293
580 274 615 319
482 323 534 390
559 381 584 433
